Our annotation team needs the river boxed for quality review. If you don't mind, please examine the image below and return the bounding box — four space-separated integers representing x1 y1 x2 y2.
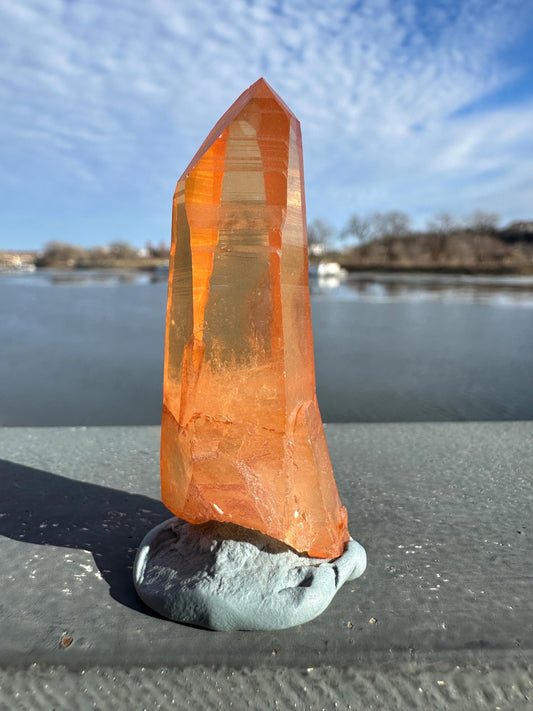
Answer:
1 269 532 426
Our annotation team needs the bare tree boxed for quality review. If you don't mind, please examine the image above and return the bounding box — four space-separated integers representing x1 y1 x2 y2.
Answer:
426 211 459 263
342 214 372 244
371 211 411 239
39 241 85 267
427 211 458 234
146 240 170 258
466 210 500 233
109 241 138 260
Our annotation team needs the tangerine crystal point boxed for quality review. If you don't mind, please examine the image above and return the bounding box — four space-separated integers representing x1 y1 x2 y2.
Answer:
161 78 350 558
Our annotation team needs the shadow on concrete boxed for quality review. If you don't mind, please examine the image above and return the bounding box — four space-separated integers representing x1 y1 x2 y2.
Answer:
0 458 171 614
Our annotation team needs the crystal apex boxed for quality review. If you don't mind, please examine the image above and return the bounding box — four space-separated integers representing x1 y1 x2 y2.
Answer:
179 78 299 184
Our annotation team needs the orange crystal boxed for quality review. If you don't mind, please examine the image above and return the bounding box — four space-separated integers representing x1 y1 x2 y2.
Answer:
161 78 350 558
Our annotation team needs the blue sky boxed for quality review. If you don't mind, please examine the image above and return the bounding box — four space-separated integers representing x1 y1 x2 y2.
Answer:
1 0 533 250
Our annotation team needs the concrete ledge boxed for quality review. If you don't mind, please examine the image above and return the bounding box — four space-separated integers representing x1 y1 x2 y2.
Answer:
1 659 533 710
0 423 532 671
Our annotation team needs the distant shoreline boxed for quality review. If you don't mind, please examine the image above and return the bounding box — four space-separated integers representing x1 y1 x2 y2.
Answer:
3 219 532 276
3 261 533 277
339 262 533 276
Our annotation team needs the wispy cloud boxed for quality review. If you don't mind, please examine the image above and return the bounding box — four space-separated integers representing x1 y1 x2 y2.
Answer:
1 0 532 247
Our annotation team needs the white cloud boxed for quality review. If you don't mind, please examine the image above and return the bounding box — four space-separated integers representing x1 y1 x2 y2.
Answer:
0 0 532 247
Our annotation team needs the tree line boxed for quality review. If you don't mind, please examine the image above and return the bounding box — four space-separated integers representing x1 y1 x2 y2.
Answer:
35 240 170 268
15 209 533 274
308 211 533 273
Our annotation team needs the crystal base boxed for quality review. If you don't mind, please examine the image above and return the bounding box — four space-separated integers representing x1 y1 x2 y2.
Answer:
133 517 367 631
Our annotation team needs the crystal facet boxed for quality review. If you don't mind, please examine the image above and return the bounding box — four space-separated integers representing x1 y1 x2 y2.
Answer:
161 78 349 558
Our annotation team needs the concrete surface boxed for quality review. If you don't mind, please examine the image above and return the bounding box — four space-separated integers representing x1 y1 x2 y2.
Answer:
0 423 532 707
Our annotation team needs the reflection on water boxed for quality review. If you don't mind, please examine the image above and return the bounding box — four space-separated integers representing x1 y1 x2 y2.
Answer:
1 268 533 425
310 271 533 307
4 268 533 306
2 268 158 287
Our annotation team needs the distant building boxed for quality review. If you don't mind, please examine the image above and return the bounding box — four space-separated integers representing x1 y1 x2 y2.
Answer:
309 243 326 257
0 251 37 271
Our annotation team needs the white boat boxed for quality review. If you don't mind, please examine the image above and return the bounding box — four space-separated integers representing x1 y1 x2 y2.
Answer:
317 261 345 277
